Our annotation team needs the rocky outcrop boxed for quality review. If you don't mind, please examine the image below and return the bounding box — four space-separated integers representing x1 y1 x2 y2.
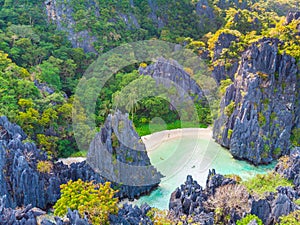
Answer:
42 209 90 225
0 196 45 225
275 147 300 191
169 170 236 224
251 186 299 225
210 31 241 84
170 169 300 225
139 57 205 106
45 0 97 53
87 110 162 189
0 115 161 210
213 38 299 165
109 203 153 225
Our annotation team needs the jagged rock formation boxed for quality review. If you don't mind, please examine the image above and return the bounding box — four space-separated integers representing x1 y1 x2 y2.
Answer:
0 196 45 225
44 0 222 53
251 185 299 225
0 115 161 210
45 0 97 53
41 209 90 225
87 110 162 189
275 147 300 192
213 38 299 165
169 167 300 225
169 171 236 224
139 57 205 107
211 32 240 83
109 203 153 225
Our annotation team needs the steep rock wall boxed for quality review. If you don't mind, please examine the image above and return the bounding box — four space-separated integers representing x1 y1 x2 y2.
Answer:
0 115 161 209
213 38 299 165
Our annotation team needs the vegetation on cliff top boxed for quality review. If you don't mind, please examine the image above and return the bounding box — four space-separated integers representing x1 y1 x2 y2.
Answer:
0 0 299 158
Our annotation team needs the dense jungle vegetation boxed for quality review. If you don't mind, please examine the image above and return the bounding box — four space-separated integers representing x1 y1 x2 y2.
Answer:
0 0 299 158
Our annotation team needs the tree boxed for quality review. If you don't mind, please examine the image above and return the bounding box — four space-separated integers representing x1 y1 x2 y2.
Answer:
54 179 119 225
37 60 61 90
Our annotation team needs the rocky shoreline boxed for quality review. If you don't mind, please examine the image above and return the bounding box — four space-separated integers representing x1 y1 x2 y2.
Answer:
1 146 299 224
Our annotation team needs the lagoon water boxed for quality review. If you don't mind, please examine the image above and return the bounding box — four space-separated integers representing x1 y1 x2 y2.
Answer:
137 134 275 209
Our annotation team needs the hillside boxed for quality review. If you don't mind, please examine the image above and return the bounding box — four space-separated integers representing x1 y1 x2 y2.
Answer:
0 0 299 224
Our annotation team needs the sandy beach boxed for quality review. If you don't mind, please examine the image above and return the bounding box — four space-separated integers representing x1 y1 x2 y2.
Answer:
57 157 86 166
141 127 213 152
57 128 213 165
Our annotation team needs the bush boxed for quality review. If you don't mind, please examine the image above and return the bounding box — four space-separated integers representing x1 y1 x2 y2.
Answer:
205 184 250 224
237 214 263 225
224 174 242 183
242 172 293 197
219 79 233 96
224 101 236 117
277 210 300 225
37 160 53 173
291 128 300 147
54 179 119 224
146 208 173 225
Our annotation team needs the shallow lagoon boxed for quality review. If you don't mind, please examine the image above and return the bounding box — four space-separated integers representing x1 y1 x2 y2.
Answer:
137 135 275 209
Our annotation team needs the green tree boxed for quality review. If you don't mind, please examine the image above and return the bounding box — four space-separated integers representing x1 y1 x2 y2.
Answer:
54 179 119 225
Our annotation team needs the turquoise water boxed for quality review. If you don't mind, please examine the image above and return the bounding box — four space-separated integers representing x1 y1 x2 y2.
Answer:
136 137 275 209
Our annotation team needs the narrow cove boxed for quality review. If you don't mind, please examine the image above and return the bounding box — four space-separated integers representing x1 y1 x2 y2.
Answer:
135 128 276 209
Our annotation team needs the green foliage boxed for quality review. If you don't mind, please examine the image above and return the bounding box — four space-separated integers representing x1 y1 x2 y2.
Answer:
135 120 208 137
36 160 53 173
291 128 300 147
219 79 233 96
54 179 118 224
224 174 242 183
224 101 235 117
146 208 174 225
236 214 263 225
1 0 299 160
294 199 300 206
258 112 266 127
277 210 300 225
242 172 293 197
227 129 233 139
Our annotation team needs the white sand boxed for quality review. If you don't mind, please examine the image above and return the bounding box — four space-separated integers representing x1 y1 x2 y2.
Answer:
57 157 86 166
141 127 213 152
56 128 212 165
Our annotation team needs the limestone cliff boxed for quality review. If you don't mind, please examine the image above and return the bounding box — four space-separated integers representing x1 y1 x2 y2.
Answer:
87 110 162 188
139 57 205 106
213 38 299 165
0 115 161 209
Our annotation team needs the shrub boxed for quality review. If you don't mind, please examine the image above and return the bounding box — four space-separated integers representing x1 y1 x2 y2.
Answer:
205 184 250 224
294 199 300 206
54 179 118 224
146 208 174 225
227 129 233 139
37 160 53 173
219 79 233 96
258 112 266 127
224 174 242 183
139 62 147 68
277 210 300 225
224 101 236 117
242 172 293 197
236 214 263 225
291 128 300 147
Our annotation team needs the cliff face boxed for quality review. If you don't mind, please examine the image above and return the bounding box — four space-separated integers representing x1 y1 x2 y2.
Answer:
87 110 162 188
211 32 240 83
213 38 299 165
44 0 222 53
0 115 161 209
139 57 204 104
45 0 97 53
